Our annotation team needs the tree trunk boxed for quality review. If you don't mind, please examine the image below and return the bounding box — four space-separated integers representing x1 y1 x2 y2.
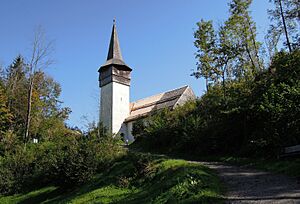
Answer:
222 69 226 99
246 17 263 71
279 0 292 52
24 76 34 143
23 27 53 144
245 42 256 75
205 77 209 92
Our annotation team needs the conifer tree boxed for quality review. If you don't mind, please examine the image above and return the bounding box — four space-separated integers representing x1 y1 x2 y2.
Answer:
5 56 28 134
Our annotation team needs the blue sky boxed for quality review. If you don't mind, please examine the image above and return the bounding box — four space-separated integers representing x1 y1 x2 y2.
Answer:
0 0 271 129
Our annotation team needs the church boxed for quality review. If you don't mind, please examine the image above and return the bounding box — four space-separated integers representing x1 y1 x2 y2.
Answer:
98 21 195 142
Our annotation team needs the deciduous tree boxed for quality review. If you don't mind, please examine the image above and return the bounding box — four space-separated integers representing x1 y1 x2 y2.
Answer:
225 0 263 76
24 27 54 143
192 20 216 91
0 84 12 136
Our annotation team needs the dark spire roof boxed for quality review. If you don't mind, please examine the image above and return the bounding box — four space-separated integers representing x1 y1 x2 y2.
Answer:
99 20 131 71
107 19 123 61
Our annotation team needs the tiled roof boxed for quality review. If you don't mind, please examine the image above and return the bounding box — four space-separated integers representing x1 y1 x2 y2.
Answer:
125 86 193 122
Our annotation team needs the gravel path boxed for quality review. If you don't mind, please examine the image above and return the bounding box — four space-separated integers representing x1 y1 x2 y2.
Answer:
201 162 300 204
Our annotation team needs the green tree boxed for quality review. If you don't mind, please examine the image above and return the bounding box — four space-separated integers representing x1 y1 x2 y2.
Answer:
193 21 239 98
268 0 300 52
214 25 240 98
192 19 216 91
2 54 69 142
193 0 263 97
4 56 28 135
225 0 263 76
28 71 70 140
24 27 54 143
0 84 12 136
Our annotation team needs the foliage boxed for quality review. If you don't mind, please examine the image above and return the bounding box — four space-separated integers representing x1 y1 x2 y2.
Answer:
0 152 224 203
0 36 126 198
250 50 300 152
192 19 216 90
0 145 37 195
0 127 124 195
225 0 263 74
193 0 264 95
0 57 124 195
133 50 300 158
0 85 12 136
0 55 70 141
131 119 146 140
268 0 300 53
2 56 28 136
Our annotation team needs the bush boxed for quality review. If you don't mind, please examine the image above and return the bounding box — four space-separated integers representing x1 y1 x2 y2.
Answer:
0 145 36 194
0 126 125 195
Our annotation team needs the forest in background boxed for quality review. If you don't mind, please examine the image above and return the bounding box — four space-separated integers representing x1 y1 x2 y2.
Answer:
132 0 299 158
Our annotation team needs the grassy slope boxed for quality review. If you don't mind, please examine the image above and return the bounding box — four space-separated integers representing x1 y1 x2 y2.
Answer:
0 153 224 204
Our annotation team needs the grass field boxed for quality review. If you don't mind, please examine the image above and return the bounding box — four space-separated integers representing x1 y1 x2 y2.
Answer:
0 152 224 204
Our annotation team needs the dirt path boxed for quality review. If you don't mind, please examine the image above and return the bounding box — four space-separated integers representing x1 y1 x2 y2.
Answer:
201 162 300 204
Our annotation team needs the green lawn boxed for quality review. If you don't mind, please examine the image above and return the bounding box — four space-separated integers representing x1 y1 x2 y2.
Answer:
0 153 224 204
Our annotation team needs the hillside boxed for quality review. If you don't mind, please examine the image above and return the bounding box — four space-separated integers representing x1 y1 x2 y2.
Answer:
0 152 224 204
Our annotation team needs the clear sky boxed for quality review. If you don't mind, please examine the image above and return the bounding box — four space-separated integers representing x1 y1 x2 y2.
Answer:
0 0 271 129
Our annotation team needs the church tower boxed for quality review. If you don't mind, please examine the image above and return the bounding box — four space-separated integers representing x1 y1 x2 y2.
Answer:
98 20 132 136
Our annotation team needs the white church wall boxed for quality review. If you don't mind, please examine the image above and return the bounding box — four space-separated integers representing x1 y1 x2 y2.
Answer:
100 83 113 131
112 82 130 134
126 121 134 142
175 87 196 107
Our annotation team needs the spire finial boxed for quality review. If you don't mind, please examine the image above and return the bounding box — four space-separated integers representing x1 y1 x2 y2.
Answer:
113 18 116 25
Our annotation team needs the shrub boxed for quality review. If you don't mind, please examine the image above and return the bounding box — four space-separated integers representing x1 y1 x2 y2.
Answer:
0 145 36 194
0 126 125 195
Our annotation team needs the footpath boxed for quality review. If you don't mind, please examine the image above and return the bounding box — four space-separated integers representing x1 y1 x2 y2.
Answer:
201 162 300 204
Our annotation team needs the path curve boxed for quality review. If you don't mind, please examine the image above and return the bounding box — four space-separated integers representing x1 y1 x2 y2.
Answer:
200 162 300 204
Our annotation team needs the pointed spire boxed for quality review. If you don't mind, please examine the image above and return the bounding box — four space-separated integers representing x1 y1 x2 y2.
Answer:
107 19 123 60
99 20 131 73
